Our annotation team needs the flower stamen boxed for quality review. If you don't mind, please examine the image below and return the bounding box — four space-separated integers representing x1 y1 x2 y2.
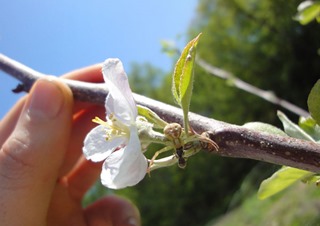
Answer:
92 116 108 126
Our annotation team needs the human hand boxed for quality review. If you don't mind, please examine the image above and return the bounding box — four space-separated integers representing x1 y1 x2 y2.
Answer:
0 64 140 226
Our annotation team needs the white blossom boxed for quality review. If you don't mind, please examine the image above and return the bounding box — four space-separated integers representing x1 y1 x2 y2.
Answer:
83 58 147 189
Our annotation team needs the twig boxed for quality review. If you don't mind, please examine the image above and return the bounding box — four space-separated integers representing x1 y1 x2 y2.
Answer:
1 53 320 172
196 58 309 117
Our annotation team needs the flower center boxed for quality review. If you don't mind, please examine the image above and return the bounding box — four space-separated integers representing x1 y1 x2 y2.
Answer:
92 114 130 141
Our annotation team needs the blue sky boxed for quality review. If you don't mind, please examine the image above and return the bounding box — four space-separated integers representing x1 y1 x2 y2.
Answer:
0 0 197 118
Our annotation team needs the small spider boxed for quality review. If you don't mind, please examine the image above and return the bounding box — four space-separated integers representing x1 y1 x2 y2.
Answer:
148 123 218 172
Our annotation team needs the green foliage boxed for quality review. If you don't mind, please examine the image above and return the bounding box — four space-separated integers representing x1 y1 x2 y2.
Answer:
128 62 165 99
191 0 320 125
207 177 320 226
294 1 320 25
257 109 320 200
308 80 320 125
258 166 314 200
299 117 320 141
277 111 315 141
172 33 202 132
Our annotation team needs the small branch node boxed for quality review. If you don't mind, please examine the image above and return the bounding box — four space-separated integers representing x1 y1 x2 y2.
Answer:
12 83 26 93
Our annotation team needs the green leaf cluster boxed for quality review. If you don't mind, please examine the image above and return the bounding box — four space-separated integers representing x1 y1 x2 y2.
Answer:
191 0 320 126
294 1 320 25
257 80 320 200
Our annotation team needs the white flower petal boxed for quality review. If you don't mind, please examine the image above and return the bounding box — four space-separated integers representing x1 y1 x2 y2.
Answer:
100 127 147 189
83 125 126 162
102 58 137 124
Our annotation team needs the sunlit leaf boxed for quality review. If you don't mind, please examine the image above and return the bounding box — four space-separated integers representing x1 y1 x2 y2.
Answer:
137 105 168 129
258 166 315 200
172 44 185 104
298 117 320 142
180 34 201 132
301 173 320 184
172 33 201 103
307 80 320 125
179 35 201 101
294 1 320 25
277 111 315 142
171 33 202 132
242 122 288 136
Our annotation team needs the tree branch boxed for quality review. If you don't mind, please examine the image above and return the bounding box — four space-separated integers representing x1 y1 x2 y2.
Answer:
1 53 320 172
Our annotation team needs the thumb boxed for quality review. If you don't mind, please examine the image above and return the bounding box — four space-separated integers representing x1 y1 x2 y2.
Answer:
0 78 73 225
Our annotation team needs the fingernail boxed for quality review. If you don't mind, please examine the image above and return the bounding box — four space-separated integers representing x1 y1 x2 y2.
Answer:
27 78 64 120
122 206 141 226
124 216 139 226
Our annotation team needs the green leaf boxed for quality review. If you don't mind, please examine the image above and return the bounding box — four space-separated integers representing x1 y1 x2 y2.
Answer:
172 47 184 104
258 166 315 200
301 173 320 184
307 80 320 125
242 122 288 137
277 111 315 142
171 33 202 132
294 1 320 25
299 117 320 142
137 105 168 129
172 33 202 104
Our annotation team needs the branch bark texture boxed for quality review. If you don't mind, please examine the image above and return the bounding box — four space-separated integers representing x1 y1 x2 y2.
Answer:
1 53 320 173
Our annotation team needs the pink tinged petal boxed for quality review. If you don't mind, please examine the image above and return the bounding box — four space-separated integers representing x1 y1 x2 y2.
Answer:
83 125 127 162
102 58 137 124
100 127 147 189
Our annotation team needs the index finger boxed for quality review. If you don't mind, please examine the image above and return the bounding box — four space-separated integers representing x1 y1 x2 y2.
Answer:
62 63 103 82
61 63 105 113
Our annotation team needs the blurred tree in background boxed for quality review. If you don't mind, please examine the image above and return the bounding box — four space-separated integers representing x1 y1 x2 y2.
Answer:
84 0 320 225
190 0 320 125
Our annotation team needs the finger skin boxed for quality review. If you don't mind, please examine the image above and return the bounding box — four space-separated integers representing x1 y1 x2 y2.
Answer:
62 63 104 113
62 63 103 82
0 78 73 225
0 97 26 145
